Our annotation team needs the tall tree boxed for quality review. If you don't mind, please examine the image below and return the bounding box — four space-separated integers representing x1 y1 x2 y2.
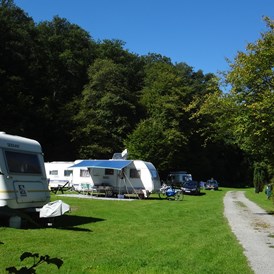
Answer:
0 0 38 135
225 17 274 166
72 57 140 159
33 16 96 160
130 61 189 170
195 17 274 184
126 60 219 175
0 1 97 160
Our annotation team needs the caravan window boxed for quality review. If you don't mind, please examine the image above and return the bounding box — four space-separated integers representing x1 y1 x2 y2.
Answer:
149 169 159 179
49 170 58 175
80 169 90 177
64 170 73 177
130 169 140 178
5 150 42 174
105 169 114 175
144 162 159 179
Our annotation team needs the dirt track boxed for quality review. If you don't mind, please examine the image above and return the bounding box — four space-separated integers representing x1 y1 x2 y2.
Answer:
224 191 274 274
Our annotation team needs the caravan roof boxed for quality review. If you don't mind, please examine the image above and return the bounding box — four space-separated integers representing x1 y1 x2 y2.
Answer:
0 132 42 153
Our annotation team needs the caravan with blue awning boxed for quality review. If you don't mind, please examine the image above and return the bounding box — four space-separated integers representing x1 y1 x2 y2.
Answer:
70 159 161 198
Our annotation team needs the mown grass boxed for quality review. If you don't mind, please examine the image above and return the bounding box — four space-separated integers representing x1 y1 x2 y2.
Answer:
0 189 254 273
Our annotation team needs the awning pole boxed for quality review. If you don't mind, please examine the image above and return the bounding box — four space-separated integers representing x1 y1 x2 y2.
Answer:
123 172 141 200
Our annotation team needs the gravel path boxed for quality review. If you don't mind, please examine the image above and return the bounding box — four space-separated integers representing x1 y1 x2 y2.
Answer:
224 191 274 274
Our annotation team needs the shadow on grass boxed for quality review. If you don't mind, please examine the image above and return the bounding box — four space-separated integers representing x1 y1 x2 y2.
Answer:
204 189 223 192
149 192 207 200
184 192 207 196
0 214 105 231
53 214 105 232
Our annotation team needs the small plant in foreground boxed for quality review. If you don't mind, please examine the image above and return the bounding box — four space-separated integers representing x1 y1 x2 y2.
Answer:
6 252 63 273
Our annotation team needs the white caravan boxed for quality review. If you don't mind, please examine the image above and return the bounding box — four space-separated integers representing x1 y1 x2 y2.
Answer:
0 132 69 227
70 159 161 197
45 161 74 189
0 132 50 209
45 160 94 192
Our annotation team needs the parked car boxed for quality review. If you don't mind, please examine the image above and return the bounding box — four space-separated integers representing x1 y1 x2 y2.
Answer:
205 179 219 190
166 171 192 188
182 180 200 195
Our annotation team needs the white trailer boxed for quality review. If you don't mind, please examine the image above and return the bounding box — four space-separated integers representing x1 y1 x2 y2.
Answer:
0 132 69 227
0 132 50 209
45 161 74 189
45 160 94 192
70 159 161 197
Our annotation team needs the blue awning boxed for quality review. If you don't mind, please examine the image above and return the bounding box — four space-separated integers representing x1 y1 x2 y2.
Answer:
69 160 133 170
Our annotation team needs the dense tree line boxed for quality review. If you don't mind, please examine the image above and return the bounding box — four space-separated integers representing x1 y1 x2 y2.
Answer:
195 17 274 189
1 0 273 186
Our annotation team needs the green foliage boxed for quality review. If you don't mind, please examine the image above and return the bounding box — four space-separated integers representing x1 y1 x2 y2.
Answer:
226 17 274 97
125 118 187 171
72 58 140 158
33 16 96 159
0 0 37 135
225 17 274 164
253 162 268 193
0 1 96 160
6 252 63 273
194 18 274 183
126 60 226 176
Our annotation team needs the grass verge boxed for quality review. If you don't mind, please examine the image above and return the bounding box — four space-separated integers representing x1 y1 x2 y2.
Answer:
244 187 274 213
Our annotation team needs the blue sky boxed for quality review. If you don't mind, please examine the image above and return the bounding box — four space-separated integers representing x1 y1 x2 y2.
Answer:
14 0 274 75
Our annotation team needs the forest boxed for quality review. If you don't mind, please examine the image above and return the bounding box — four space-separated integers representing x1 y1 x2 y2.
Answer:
1 0 273 187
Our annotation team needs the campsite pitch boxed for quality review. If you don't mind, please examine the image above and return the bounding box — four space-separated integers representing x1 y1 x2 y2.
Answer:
1 189 254 273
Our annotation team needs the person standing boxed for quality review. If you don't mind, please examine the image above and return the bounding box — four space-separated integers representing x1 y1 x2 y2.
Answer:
265 184 272 199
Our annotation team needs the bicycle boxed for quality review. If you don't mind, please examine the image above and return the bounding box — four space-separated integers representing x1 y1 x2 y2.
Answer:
158 184 184 201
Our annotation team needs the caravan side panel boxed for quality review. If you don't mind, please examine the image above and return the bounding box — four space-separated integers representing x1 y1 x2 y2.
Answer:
89 167 118 187
71 160 94 191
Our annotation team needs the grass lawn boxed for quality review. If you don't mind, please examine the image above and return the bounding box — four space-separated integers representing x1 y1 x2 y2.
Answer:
0 189 255 273
244 187 274 213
